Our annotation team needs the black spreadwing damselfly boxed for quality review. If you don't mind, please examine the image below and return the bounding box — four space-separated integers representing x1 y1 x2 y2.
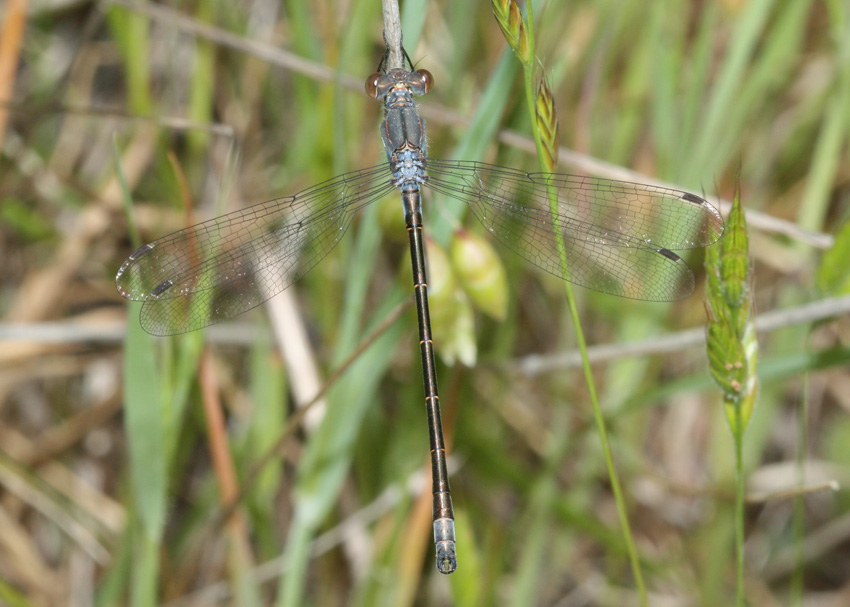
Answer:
115 49 725 574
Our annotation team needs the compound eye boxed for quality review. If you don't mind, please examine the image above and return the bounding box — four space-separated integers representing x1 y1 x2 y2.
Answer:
365 72 382 98
416 69 433 94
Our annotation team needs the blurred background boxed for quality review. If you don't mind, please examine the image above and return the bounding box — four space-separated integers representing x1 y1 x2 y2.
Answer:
1 0 849 605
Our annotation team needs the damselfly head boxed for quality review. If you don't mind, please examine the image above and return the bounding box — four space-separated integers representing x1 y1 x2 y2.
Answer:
365 69 434 100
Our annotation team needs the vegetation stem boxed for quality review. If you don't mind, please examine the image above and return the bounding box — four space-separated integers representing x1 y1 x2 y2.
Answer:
518 4 647 605
735 402 745 607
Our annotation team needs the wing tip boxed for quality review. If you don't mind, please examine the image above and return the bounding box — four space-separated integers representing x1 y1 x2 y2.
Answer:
680 192 726 245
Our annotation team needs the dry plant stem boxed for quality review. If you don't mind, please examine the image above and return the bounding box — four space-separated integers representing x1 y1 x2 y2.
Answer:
746 481 837 505
266 290 326 431
381 0 404 71
198 349 256 568
0 0 29 141
0 98 236 136
514 293 850 374
3 290 848 357
519 7 648 606
199 349 241 518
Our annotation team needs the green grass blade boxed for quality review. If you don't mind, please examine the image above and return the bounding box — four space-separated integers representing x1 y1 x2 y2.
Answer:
683 0 777 184
429 49 518 245
817 216 850 295
106 4 152 116
186 0 216 158
697 0 814 185
123 308 166 542
400 0 428 55
798 11 850 234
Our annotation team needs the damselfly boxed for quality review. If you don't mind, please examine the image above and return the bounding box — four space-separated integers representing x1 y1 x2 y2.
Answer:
116 50 724 574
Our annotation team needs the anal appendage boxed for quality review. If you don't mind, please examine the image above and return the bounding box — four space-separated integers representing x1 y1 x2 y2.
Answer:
433 517 457 574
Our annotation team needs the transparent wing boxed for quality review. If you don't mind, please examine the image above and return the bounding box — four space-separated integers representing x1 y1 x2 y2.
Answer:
116 164 395 335
424 159 724 301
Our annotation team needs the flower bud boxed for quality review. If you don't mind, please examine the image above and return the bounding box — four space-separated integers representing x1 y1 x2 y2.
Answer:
450 230 508 321
425 238 477 366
